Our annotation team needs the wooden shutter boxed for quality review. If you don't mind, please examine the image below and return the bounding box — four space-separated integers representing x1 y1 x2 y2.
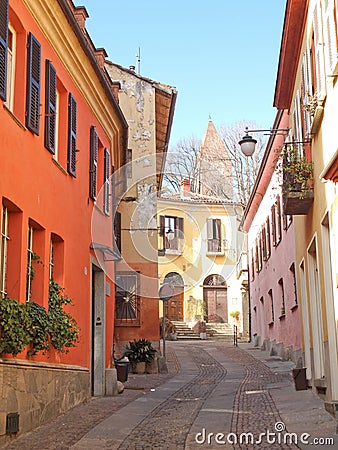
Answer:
26 33 41 135
177 217 184 237
113 211 121 253
67 93 77 177
301 48 313 137
0 0 8 101
313 3 326 101
44 60 56 153
89 126 98 199
104 148 110 215
159 215 165 236
323 0 338 74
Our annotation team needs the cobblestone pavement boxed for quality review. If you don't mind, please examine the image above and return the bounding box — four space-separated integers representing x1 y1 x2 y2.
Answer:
1 349 180 450
224 346 298 450
118 346 227 449
1 342 336 450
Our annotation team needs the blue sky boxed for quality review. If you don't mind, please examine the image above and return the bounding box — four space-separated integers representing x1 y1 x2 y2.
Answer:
81 0 287 146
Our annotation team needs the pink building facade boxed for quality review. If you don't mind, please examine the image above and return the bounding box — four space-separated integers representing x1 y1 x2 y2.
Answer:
242 111 302 364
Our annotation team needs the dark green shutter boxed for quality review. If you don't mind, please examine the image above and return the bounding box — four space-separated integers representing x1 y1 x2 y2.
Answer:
44 60 56 153
67 93 77 176
0 0 8 101
104 147 110 215
26 33 41 134
89 126 98 199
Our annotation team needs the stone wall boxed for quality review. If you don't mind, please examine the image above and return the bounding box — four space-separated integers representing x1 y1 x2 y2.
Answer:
0 359 90 446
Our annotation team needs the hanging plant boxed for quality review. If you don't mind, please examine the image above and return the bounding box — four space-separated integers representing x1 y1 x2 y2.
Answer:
48 280 80 353
26 301 50 355
0 281 80 357
281 145 313 193
0 297 31 356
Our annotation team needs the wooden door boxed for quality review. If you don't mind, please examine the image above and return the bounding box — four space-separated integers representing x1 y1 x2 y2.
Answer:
165 288 184 321
204 287 227 322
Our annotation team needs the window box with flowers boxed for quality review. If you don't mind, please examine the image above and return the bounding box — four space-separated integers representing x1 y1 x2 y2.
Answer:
282 145 314 215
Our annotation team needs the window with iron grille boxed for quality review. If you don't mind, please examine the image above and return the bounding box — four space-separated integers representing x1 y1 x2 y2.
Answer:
26 33 41 135
0 206 9 298
115 272 140 323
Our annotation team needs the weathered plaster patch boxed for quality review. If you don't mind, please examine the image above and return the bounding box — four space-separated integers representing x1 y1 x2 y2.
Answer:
137 183 157 229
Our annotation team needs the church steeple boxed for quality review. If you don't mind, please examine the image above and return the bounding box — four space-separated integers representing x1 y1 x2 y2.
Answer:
197 119 234 201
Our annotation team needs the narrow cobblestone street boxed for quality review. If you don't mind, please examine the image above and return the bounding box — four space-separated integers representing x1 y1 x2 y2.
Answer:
1 341 337 450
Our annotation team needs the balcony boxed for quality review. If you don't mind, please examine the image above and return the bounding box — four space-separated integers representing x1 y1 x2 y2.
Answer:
282 145 314 215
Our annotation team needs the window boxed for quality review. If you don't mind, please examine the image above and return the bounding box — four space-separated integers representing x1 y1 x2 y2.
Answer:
44 60 57 154
5 24 15 111
268 289 274 323
67 93 77 176
103 148 111 215
89 126 98 199
113 211 121 254
115 272 140 323
278 278 285 316
26 33 41 135
159 215 184 253
49 233 64 283
290 262 298 306
266 217 271 259
26 224 34 302
276 196 282 245
0 206 9 298
206 218 222 254
0 0 8 101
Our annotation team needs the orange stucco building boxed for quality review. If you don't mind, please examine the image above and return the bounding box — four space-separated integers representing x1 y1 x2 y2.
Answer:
0 0 127 441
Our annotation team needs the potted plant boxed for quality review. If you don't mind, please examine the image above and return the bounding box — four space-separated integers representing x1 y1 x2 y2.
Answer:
230 310 240 322
124 338 156 374
281 144 314 215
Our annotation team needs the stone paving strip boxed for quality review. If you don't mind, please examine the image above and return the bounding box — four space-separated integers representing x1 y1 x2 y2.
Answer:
117 347 227 450
224 346 298 450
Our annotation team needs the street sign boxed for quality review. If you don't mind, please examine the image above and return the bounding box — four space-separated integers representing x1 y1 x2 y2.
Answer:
159 283 174 302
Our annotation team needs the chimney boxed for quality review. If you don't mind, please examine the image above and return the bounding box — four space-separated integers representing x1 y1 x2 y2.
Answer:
180 179 191 198
111 81 120 104
74 7 89 32
94 47 108 69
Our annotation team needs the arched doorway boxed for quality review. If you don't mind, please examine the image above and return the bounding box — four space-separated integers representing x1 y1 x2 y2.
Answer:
203 274 227 323
163 272 184 321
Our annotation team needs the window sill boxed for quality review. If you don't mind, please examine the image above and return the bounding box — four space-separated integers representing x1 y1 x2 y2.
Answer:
290 304 298 312
165 249 182 255
3 104 26 130
52 158 68 175
279 314 286 320
207 251 225 256
268 321 274 327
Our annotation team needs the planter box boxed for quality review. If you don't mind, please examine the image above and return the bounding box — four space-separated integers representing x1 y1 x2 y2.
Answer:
283 191 314 215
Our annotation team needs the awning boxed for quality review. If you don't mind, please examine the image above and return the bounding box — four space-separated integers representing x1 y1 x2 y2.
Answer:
320 149 338 183
90 242 121 261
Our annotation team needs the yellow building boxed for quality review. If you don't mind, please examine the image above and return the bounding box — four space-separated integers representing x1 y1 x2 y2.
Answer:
158 181 248 337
